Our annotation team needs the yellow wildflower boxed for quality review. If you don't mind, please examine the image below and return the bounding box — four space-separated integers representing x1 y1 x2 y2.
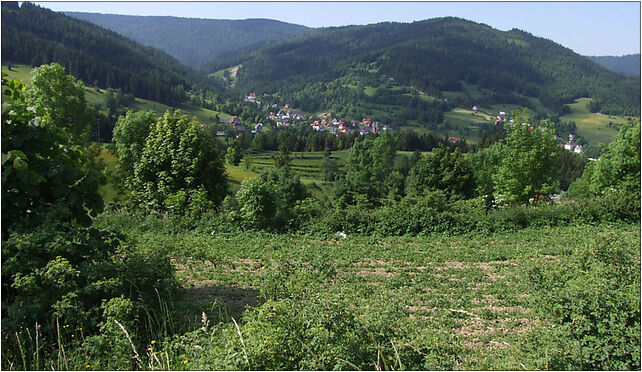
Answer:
183 360 188 364
151 340 156 344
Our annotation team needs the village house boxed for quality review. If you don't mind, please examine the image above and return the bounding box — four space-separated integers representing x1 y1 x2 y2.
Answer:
382 125 395 132
228 116 241 126
574 145 584 154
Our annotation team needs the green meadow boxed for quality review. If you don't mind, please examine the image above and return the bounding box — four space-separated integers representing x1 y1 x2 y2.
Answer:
560 97 635 145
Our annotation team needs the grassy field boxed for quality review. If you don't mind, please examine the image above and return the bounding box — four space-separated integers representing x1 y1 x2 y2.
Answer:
97 145 119 202
560 97 635 145
115 221 638 370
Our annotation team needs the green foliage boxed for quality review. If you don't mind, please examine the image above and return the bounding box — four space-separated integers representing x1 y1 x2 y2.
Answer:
111 110 156 195
235 167 308 231
103 87 135 116
1 76 104 233
586 119 640 195
225 144 243 166
235 177 277 230
1 222 176 339
1 2 199 105
320 154 339 181
27 63 92 141
230 17 639 117
333 135 398 207
120 110 227 214
555 147 588 191
272 144 292 169
67 12 310 68
523 228 640 370
492 109 559 205
407 146 475 200
588 54 641 76
168 268 461 370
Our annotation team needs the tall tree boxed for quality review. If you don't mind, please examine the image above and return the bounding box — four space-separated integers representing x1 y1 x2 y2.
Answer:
407 146 475 200
1 76 104 233
570 119 641 197
492 109 559 205
27 63 92 142
120 110 227 213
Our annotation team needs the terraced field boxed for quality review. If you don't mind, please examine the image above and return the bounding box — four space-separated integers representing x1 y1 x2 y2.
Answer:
144 222 639 369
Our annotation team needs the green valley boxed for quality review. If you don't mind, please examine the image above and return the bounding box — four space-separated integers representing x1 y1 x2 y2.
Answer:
2 3 640 371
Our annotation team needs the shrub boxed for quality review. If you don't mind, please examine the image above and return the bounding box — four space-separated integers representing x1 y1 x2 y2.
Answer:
2 223 176 347
522 228 641 370
116 110 227 214
168 295 462 370
2 77 104 234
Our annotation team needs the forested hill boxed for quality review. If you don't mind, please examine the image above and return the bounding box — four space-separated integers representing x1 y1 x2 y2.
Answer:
588 54 641 76
226 17 640 116
1 2 214 106
65 12 312 68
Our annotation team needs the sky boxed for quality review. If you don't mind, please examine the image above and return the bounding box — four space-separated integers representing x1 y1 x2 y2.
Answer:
35 1 641 56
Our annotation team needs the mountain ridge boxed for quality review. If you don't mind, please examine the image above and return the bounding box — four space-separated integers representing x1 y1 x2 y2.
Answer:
2 2 216 105
587 54 640 76
220 17 639 117
64 11 312 68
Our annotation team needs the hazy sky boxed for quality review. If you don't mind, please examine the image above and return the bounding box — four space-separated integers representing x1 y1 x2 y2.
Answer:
36 1 641 56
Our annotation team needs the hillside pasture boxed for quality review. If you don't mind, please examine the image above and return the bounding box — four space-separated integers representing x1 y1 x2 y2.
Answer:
560 97 633 145
2 64 227 124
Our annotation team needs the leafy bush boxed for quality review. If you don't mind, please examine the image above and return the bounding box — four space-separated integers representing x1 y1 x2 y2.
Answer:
2 76 104 234
522 228 641 370
2 224 176 336
168 295 462 370
114 110 227 215
235 167 309 231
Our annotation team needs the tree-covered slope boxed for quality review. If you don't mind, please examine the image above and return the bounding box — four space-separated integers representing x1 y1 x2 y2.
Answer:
65 12 311 68
227 17 640 116
588 54 640 76
1 2 215 105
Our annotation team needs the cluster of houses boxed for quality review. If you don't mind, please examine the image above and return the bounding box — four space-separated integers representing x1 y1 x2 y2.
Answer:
563 133 584 154
270 109 306 127
219 115 264 135
309 117 394 135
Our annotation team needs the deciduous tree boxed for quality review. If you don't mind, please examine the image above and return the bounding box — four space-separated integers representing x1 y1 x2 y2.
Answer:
491 109 559 205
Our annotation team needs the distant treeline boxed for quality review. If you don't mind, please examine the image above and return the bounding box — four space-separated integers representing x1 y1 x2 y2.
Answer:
1 2 216 106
